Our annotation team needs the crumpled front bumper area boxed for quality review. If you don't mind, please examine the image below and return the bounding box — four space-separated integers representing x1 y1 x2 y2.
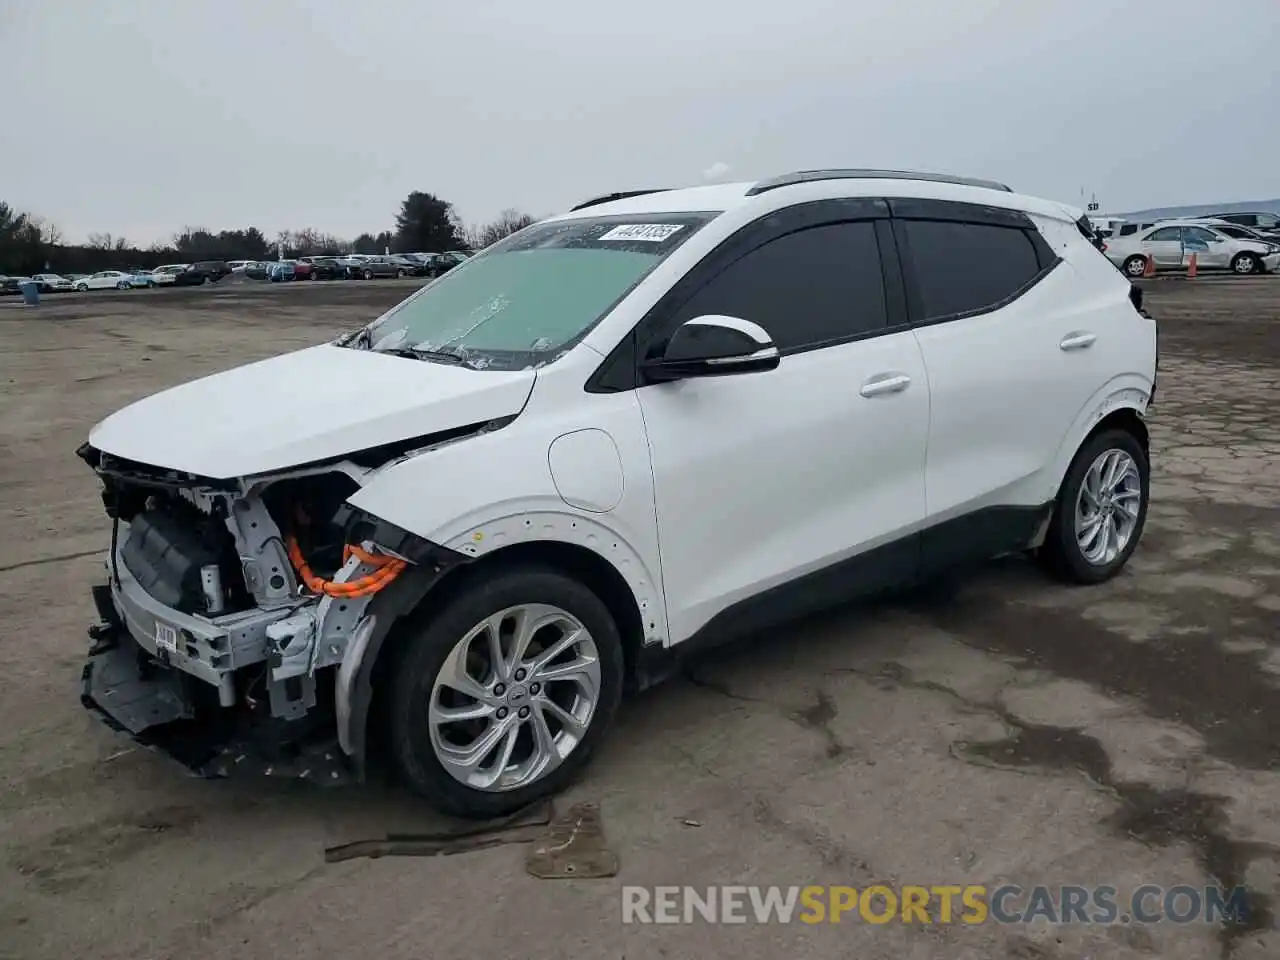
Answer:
81 586 352 785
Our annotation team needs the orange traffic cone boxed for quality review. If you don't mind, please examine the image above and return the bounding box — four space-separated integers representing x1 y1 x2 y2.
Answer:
1187 252 1198 278
1142 254 1156 278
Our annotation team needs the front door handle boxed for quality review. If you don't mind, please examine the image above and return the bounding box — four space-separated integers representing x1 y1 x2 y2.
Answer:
860 373 912 398
1059 332 1097 351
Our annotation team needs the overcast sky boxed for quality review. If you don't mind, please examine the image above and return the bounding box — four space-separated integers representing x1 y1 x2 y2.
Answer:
3 0 1277 245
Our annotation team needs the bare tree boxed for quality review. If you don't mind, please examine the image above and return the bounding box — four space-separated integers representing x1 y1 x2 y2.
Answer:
29 217 62 246
87 232 115 250
474 209 535 249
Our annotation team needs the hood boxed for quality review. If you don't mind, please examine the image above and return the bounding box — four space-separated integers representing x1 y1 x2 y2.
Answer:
88 344 536 479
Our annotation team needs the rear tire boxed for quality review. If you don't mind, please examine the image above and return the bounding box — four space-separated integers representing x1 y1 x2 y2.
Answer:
1039 429 1149 584
387 566 624 819
1123 255 1147 277
363 268 374 280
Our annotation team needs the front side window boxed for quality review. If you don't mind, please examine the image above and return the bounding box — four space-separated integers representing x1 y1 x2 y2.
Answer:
346 213 715 370
900 219 1041 321
663 221 888 351
1256 214 1279 229
1183 226 1220 244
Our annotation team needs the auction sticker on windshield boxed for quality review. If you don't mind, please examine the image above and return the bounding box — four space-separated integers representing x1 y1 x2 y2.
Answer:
599 224 685 242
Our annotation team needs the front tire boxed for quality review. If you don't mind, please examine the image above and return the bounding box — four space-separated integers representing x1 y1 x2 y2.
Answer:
75 283 88 292
1039 429 1149 584
362 268 374 280
387 566 624 819
1231 252 1261 275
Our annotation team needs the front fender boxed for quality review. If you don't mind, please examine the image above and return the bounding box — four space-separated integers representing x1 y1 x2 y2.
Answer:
346 406 668 643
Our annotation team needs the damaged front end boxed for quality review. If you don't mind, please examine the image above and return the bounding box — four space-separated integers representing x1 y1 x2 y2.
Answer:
77 444 464 784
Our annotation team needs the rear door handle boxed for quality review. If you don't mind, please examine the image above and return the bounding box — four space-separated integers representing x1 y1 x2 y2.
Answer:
1059 332 1097 351
859 373 911 398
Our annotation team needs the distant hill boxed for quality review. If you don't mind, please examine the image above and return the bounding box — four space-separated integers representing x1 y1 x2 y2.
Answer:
1110 199 1280 220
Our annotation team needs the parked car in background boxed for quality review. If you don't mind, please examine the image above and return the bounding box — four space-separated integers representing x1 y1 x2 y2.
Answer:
227 260 255 273
125 269 156 289
355 256 403 279
1104 222 1278 276
387 254 428 276
422 251 468 278
1203 211 1280 240
171 261 229 286
1108 220 1159 239
31 273 74 292
194 260 231 282
0 276 25 295
292 256 344 280
243 261 269 280
149 264 188 286
336 253 372 278
1196 220 1280 246
74 270 134 291
268 260 297 282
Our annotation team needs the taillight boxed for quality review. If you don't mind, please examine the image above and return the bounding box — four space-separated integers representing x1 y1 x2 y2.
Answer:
1101 242 1108 252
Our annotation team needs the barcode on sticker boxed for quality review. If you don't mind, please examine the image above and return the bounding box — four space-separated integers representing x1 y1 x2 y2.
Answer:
598 224 684 242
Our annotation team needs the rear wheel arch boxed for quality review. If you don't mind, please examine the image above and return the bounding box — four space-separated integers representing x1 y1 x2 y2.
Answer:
1086 406 1148 454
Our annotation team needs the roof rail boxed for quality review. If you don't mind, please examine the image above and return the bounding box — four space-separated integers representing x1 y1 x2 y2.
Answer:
745 168 1013 196
569 189 671 212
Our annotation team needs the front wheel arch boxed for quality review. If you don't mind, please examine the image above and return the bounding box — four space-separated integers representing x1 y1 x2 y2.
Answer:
346 538 645 778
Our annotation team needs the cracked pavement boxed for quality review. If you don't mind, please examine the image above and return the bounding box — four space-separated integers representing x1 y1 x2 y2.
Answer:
0 277 1277 959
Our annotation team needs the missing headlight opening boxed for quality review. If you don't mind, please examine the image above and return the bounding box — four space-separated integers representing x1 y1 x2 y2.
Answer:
79 452 446 783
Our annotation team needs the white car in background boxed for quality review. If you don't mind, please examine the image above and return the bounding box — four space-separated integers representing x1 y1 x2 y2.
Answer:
31 273 74 292
1104 222 1279 276
74 270 134 291
150 264 189 286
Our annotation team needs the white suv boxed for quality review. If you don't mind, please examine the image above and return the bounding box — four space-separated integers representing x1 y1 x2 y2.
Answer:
79 169 1158 817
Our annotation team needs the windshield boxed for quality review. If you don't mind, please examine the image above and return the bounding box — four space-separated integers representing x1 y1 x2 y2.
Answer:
344 212 715 370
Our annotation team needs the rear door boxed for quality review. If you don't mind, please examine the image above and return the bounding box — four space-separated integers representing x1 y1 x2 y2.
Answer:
892 201 1114 569
632 203 930 643
1140 226 1184 267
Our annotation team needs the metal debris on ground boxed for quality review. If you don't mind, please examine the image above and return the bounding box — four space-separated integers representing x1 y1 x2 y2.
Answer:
323 800 554 863
525 802 618 879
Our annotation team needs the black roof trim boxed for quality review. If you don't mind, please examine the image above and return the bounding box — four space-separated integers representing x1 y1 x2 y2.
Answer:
746 169 1013 197
569 189 672 212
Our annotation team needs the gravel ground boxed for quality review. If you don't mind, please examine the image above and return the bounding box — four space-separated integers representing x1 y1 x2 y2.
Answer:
0 275 1277 960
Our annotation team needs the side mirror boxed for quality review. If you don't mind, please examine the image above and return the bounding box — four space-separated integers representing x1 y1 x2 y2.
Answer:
642 315 780 383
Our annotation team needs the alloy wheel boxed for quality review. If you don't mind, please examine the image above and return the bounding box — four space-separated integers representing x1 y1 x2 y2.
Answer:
1074 449 1142 565
427 603 601 793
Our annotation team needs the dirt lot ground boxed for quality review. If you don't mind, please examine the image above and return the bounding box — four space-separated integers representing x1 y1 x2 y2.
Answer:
1 276 1278 960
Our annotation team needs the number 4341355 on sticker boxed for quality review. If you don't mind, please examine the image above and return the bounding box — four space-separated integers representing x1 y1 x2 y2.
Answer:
599 224 684 242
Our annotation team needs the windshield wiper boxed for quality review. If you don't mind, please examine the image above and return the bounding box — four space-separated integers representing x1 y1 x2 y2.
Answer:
381 345 469 366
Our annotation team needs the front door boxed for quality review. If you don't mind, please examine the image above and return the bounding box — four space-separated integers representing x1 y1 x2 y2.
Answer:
633 213 930 644
1180 226 1229 269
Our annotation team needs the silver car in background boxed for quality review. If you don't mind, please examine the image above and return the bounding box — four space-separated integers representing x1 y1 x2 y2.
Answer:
1104 221 1279 276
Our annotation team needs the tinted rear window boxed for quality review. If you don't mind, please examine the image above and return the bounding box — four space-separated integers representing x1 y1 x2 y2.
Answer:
900 220 1042 321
